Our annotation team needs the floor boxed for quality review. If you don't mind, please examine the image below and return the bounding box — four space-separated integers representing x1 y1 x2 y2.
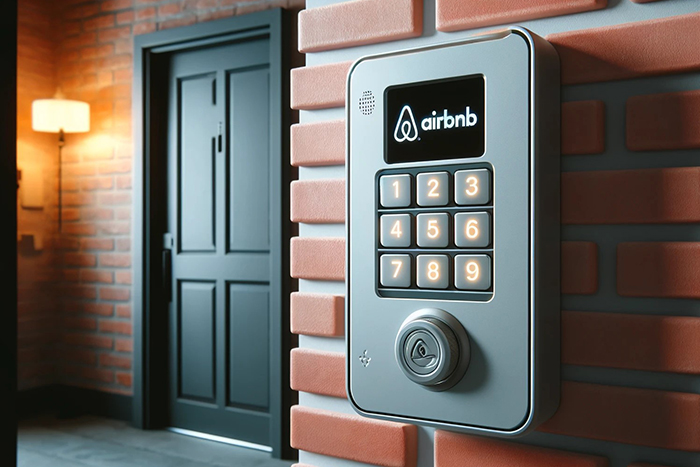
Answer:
18 415 295 467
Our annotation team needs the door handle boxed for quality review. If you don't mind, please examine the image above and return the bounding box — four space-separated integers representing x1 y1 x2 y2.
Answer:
162 249 172 302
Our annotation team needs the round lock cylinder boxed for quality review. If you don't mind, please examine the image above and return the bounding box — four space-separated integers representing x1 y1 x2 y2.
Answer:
395 308 470 391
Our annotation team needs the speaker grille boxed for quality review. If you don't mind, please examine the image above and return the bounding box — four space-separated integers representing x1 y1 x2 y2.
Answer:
359 90 375 115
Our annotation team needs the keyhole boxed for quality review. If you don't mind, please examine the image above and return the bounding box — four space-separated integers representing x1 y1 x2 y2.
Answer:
418 345 426 357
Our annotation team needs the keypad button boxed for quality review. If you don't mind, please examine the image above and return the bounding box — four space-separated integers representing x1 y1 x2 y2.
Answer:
380 214 412 248
454 169 491 206
454 255 491 290
416 255 449 289
417 172 449 207
454 212 491 248
380 174 411 208
416 213 449 248
380 254 412 288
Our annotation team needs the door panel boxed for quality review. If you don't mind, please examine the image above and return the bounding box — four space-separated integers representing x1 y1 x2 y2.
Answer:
167 38 273 446
179 281 216 402
179 74 217 252
228 67 270 252
228 284 270 409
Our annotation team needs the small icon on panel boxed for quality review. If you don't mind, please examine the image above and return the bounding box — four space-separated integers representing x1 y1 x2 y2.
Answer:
394 105 419 143
359 350 372 368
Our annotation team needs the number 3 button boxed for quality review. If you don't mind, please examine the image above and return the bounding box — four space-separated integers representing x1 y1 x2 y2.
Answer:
455 169 491 206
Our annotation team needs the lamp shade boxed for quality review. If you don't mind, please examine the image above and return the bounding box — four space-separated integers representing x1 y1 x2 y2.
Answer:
32 98 90 133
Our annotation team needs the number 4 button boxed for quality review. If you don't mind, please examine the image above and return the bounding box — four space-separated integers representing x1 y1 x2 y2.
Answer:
455 169 491 205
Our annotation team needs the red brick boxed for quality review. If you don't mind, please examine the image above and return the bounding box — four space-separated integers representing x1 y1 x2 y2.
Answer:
157 3 182 17
99 192 131 205
548 12 700 85
65 285 98 300
84 15 116 32
290 293 344 337
291 62 352 110
81 208 114 221
618 242 700 299
291 120 345 167
63 365 115 384
133 21 156 35
55 237 81 250
116 208 131 221
99 287 131 301
115 271 132 284
435 430 608 467
135 7 156 21
291 406 417 467
196 9 235 23
65 3 100 20
100 253 131 268
102 0 134 12
100 319 132 335
81 238 115 251
116 174 132 189
81 302 115 316
98 222 131 235
291 237 345 281
60 208 81 222
291 179 345 224
98 159 131 174
63 32 98 49
299 0 422 53
98 26 131 43
562 168 700 225
540 382 700 451
61 348 98 365
116 371 132 387
116 303 131 317
116 239 131 251
436 0 606 32
81 270 114 284
63 192 96 206
116 11 135 25
64 253 97 267
63 223 98 236
158 16 196 30
291 349 346 398
627 89 700 151
561 241 598 295
64 165 97 178
115 338 133 352
562 101 605 155
80 176 114 191
63 316 98 331
63 332 113 349
562 311 700 374
99 353 132 369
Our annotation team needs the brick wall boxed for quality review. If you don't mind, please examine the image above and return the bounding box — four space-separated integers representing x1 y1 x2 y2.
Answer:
17 0 61 391
290 2 700 467
17 0 304 394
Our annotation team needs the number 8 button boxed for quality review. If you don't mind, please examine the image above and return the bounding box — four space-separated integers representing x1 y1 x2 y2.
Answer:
455 169 491 205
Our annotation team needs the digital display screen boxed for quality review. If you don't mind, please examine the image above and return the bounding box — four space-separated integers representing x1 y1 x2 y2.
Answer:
385 75 485 163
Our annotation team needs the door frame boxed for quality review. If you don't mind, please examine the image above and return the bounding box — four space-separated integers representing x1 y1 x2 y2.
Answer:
132 9 294 459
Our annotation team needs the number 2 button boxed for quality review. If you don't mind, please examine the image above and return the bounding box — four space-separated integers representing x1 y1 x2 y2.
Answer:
417 172 449 207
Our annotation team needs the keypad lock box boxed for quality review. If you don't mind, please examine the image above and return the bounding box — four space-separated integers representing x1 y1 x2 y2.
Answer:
346 28 561 436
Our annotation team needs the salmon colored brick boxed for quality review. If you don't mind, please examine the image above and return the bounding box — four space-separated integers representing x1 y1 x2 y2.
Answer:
435 430 608 467
562 101 605 155
562 168 700 224
290 348 346 398
291 61 352 110
562 311 700 374
617 242 700 299
290 292 344 337
548 12 700 84
290 237 345 281
298 0 422 53
291 179 345 224
291 120 345 167
540 382 700 451
561 241 598 295
291 406 417 467
627 90 700 151
436 0 606 32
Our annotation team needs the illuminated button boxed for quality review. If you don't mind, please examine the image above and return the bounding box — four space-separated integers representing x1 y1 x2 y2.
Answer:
454 212 491 248
416 172 449 207
380 214 411 248
416 255 449 289
416 213 449 248
380 174 411 208
454 169 491 206
454 255 491 290
380 254 412 288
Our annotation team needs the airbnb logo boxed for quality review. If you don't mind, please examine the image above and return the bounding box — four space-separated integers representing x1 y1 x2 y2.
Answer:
393 105 479 143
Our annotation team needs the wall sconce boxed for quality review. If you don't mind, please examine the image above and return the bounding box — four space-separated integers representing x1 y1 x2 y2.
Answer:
32 93 90 230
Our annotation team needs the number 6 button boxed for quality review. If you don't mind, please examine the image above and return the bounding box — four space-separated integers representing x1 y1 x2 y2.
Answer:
455 169 491 205
454 212 491 248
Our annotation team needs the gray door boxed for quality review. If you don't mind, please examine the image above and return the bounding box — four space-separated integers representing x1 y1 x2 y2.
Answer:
166 38 273 446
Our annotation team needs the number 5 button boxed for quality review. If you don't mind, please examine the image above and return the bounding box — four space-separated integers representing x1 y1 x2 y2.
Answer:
416 213 448 248
455 255 491 290
455 169 491 205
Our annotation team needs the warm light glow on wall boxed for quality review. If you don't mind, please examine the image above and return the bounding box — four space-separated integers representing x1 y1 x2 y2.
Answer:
32 99 90 134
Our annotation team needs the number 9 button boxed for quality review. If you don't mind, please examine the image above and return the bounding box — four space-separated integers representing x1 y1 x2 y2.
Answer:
454 255 491 290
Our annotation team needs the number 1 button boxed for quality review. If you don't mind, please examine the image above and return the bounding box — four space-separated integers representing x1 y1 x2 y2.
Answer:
380 255 411 288
380 174 411 208
455 169 491 205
